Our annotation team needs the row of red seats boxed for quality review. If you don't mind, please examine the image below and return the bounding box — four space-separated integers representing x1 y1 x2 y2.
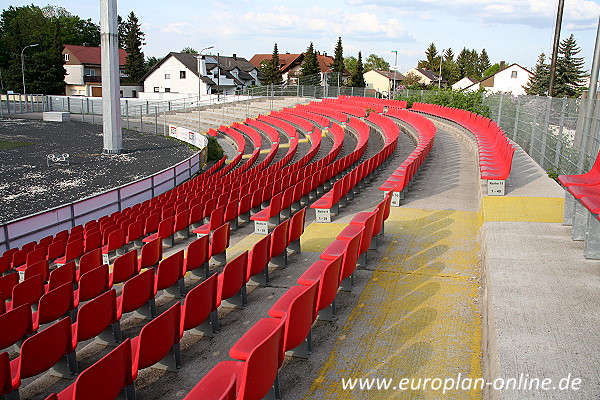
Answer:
338 95 408 110
30 207 307 400
295 103 350 123
318 98 372 117
378 109 437 204
411 102 515 181
184 193 393 399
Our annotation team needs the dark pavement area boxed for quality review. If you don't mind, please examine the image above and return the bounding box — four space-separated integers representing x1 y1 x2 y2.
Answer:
0 119 196 223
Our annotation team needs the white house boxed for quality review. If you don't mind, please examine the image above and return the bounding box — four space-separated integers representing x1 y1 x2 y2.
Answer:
364 70 404 96
452 77 478 91
141 52 259 99
404 68 447 87
466 64 532 96
63 44 141 97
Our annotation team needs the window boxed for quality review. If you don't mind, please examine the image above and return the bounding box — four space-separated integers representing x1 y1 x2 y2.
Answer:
85 69 95 77
131 90 137 98
165 88 171 92
165 73 170 79
63 54 69 62
511 71 518 78
180 71 186 79
154 87 159 92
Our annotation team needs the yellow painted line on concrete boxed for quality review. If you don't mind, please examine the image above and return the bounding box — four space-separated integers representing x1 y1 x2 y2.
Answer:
259 149 271 154
241 154 252 159
300 222 348 252
279 143 291 149
303 207 482 399
298 138 310 143
481 196 564 223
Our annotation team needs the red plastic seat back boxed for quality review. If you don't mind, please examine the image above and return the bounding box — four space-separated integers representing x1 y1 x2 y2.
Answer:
274 283 318 352
181 273 218 332
105 228 126 252
84 231 102 253
218 251 248 302
17 317 73 380
48 261 76 291
46 239 67 261
340 233 361 281
354 212 376 255
126 220 144 243
288 207 307 244
237 318 285 400
139 238 162 271
11 274 45 309
270 219 290 259
25 248 46 268
185 236 209 273
314 256 342 312
23 260 49 282
79 248 102 277
77 264 109 303
74 289 117 343
36 282 74 327
64 239 84 262
183 365 236 400
0 273 19 300
157 216 175 239
144 213 160 235
70 339 133 399
247 235 271 280
118 268 156 316
0 304 33 350
155 250 184 292
134 302 181 370
210 223 230 258
111 249 138 286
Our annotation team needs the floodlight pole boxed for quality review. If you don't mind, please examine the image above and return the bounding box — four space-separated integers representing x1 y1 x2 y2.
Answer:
438 49 445 89
100 0 123 154
391 50 398 95
196 46 214 132
548 0 565 97
21 44 39 95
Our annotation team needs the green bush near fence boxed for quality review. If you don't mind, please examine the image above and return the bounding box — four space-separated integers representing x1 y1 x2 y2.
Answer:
207 136 224 161
395 88 491 118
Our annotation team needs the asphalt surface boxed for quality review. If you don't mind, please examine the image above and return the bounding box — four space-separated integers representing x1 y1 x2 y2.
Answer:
0 119 196 223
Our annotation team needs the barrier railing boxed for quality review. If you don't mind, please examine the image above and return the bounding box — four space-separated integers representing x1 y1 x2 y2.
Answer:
0 151 203 252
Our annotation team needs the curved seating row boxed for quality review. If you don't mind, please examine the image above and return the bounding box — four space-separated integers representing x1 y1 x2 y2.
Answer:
184 192 393 399
337 95 408 110
295 103 349 123
378 109 436 206
411 102 515 195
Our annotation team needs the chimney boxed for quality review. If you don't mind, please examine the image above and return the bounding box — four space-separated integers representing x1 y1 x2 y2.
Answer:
500 61 506 70
323 52 327 57
233 54 237 60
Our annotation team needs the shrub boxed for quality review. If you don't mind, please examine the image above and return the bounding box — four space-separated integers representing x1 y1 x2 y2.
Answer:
395 88 491 118
207 136 224 161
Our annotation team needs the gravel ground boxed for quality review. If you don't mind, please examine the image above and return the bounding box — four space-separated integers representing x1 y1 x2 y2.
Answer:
0 119 196 223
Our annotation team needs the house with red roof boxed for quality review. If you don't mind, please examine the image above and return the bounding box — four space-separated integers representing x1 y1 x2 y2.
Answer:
63 44 141 97
249 52 349 86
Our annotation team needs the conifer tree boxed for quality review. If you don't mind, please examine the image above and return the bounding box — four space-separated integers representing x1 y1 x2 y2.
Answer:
330 36 345 86
300 42 319 77
418 42 439 70
478 49 491 79
523 53 550 96
350 51 366 87
553 34 586 98
123 11 145 83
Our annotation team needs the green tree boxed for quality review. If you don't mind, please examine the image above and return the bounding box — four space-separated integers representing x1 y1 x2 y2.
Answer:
349 51 366 87
300 42 319 77
457 48 479 79
123 11 145 83
0 5 65 94
553 34 586 98
442 48 460 85
260 43 283 85
145 55 163 70
523 53 549 96
43 6 100 46
364 53 390 72
402 71 423 87
329 36 345 86
478 49 491 80
418 42 440 71
117 15 126 48
344 55 357 75
483 63 502 79
181 47 197 54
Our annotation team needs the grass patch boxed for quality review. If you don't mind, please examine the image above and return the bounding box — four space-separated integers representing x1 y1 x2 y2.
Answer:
0 140 33 149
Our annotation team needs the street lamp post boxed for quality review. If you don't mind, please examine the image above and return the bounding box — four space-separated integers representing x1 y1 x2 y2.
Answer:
21 43 39 95
196 46 214 132
391 50 398 97
438 49 445 89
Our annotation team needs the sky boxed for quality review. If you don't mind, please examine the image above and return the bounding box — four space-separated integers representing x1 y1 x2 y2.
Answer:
5 0 600 73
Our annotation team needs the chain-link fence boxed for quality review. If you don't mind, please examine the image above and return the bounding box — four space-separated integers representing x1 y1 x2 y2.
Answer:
392 88 599 176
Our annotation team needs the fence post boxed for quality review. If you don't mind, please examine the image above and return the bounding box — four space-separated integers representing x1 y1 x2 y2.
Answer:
146 100 149 114
554 98 568 172
497 93 504 126
538 97 553 170
0 95 3 119
140 105 143 132
164 107 167 136
91 100 94 124
81 98 84 122
512 96 521 142
155 106 158 135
